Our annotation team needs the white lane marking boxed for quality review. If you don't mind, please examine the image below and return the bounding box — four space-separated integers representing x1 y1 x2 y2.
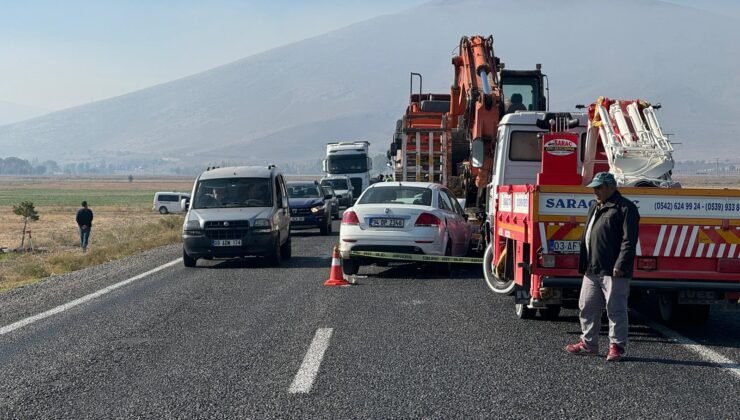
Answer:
289 327 333 393
0 259 181 336
638 315 740 380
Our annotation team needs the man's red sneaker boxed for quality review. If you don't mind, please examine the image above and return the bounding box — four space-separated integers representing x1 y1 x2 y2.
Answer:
565 340 598 355
606 344 625 362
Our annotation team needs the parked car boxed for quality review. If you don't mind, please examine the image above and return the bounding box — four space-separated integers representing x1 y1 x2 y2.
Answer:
339 182 472 275
181 165 291 267
286 181 334 235
320 175 354 207
153 192 190 214
321 185 341 220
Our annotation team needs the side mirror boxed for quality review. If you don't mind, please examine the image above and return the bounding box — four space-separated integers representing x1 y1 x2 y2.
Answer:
471 139 485 168
281 196 289 208
322 159 327 172
180 198 189 211
324 194 333 200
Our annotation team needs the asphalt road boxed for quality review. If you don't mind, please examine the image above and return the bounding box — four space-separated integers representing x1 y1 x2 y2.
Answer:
1 220 738 419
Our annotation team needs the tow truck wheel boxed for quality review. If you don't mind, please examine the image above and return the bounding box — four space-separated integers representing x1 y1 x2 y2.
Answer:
515 302 536 319
483 244 515 295
657 292 677 323
539 305 561 320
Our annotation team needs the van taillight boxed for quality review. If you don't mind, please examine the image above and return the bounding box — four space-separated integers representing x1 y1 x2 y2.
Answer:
637 257 657 271
342 211 360 225
415 212 441 227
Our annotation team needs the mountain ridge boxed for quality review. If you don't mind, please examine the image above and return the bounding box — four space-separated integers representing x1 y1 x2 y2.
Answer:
1 0 738 167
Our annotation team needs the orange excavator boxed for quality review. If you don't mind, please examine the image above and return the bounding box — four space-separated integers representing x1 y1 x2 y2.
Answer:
388 34 548 209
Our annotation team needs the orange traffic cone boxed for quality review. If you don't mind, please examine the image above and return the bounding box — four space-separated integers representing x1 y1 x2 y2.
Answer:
324 246 351 287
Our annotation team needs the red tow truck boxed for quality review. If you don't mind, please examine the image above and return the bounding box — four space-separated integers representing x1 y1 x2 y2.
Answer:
483 103 740 324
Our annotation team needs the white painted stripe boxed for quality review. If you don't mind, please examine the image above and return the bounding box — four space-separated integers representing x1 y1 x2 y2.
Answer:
685 226 699 258
539 223 548 254
636 239 642 256
717 244 727 259
638 315 740 380
289 328 333 393
730 244 737 259
0 259 181 336
673 226 688 257
706 244 716 259
697 243 706 258
653 225 667 256
663 225 678 257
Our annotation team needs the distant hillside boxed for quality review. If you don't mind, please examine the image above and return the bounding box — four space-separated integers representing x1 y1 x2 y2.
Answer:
0 0 738 168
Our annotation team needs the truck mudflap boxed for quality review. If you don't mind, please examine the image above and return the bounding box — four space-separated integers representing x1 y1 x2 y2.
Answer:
541 277 740 292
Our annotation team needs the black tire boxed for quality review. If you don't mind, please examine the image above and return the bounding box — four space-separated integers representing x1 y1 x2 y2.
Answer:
539 305 562 320
683 304 711 324
515 302 536 319
159 206 168 214
657 292 677 323
342 258 359 275
280 234 292 259
483 243 516 295
659 293 710 325
267 237 282 266
440 239 453 276
183 249 197 267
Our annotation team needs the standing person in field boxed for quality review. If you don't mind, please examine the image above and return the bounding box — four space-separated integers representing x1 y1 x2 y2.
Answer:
565 172 640 362
76 200 94 252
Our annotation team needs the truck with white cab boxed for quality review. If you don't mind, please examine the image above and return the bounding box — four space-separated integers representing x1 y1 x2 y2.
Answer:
322 141 372 203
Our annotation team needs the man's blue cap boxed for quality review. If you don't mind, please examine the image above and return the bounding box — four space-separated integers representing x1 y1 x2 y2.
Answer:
586 172 617 188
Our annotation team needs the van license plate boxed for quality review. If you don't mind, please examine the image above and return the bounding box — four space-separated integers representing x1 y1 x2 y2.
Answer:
212 239 242 246
549 240 580 253
369 218 404 228
291 217 305 222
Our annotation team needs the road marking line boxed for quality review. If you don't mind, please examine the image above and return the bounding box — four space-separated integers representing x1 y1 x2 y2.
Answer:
0 259 181 336
639 315 740 380
289 327 333 393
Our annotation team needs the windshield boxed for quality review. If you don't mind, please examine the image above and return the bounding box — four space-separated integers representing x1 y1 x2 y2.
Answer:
327 155 367 174
358 186 432 206
287 184 322 198
192 178 272 209
321 179 349 189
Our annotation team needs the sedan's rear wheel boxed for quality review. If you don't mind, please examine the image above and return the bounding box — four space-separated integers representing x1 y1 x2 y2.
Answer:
342 258 359 275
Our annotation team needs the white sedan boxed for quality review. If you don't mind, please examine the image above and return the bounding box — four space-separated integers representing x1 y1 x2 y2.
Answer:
339 182 472 275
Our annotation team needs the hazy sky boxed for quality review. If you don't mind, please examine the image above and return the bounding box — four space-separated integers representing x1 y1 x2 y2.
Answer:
0 0 426 111
1 0 736 114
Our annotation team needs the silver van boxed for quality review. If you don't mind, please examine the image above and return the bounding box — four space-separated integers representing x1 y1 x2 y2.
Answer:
181 165 291 267
153 192 190 214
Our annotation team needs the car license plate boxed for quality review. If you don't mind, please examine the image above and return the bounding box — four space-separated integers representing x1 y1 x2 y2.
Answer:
291 216 305 222
549 240 580 253
212 239 242 247
369 218 404 228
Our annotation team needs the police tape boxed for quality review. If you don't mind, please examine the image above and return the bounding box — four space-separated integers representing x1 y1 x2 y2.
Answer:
349 250 483 264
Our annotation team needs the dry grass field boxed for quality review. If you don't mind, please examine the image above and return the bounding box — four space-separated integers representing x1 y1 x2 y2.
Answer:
0 176 194 291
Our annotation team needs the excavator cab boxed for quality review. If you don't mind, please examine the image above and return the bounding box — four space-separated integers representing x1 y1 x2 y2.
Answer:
500 67 547 114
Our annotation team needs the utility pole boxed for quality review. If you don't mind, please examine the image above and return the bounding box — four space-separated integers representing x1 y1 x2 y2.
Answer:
716 157 720 176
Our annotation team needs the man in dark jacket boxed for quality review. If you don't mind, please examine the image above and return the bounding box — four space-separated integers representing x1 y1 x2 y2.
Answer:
76 201 94 252
565 172 639 362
